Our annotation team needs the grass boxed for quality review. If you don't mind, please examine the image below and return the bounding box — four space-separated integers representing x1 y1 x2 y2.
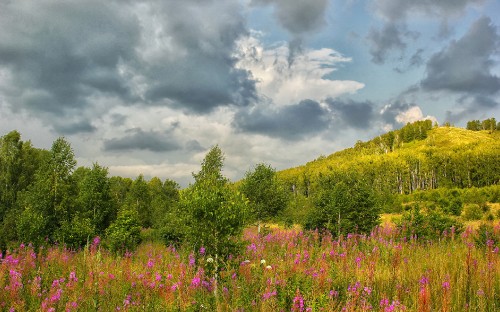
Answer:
1 223 499 311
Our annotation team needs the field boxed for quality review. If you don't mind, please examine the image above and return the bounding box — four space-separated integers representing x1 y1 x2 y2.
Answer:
1 223 499 312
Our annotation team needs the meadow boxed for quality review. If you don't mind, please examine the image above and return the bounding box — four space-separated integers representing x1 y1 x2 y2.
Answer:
1 223 499 312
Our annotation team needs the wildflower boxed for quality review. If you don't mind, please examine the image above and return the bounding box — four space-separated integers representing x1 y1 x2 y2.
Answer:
69 271 77 282
442 281 450 290
329 290 339 298
148 258 155 269
262 290 277 300
260 259 266 265
363 286 372 296
206 257 214 263
93 236 101 246
199 246 206 255
155 273 162 282
292 289 305 311
191 277 201 287
189 253 195 267
266 265 272 270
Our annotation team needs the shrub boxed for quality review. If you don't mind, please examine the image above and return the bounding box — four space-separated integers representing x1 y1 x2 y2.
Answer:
462 204 483 221
105 206 142 254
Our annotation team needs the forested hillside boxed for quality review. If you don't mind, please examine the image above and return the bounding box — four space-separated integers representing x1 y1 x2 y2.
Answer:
278 121 500 199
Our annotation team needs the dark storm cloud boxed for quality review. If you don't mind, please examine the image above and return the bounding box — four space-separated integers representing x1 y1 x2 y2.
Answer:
373 0 486 22
0 0 258 133
446 95 499 124
53 120 97 135
185 140 205 152
367 23 409 65
251 0 328 65
421 17 500 95
0 0 140 129
141 0 257 113
369 0 486 65
103 128 180 152
233 98 377 140
326 99 375 129
251 0 328 35
233 100 330 140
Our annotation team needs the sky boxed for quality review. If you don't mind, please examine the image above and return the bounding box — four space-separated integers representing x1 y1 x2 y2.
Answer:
0 0 499 186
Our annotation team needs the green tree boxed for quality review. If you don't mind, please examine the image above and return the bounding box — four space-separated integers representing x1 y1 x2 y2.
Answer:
305 173 380 236
105 205 142 254
240 163 289 232
75 163 113 234
128 175 152 228
181 146 248 259
16 137 77 244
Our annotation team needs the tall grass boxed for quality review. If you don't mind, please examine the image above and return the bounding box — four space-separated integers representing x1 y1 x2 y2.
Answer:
1 223 499 311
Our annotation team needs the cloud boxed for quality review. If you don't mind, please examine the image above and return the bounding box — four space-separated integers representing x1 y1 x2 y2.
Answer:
136 0 257 113
0 0 140 132
421 16 500 95
373 0 486 22
380 101 437 129
235 36 364 106
250 0 328 65
367 23 418 64
368 0 487 65
103 128 181 152
0 0 259 135
326 99 375 129
250 0 328 35
233 99 330 140
446 95 499 123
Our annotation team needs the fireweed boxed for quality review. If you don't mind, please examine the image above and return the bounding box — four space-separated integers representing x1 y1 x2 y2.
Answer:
0 223 499 311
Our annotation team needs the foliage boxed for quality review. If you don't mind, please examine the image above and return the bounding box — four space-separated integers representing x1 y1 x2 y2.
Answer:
240 163 289 227
304 172 380 236
181 146 248 258
398 204 462 240
105 206 142 254
463 204 483 221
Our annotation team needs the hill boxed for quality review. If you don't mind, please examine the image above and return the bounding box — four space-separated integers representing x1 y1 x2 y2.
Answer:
277 123 500 200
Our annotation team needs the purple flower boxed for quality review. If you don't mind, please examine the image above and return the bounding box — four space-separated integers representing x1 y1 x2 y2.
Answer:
191 277 201 287
199 247 206 255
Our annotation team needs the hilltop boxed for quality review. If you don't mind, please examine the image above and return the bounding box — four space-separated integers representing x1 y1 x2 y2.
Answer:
278 122 500 198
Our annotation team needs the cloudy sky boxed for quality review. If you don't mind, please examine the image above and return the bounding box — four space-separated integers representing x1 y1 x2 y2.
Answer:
0 0 499 186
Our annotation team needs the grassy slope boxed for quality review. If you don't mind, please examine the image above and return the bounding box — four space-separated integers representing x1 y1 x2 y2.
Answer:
277 127 500 182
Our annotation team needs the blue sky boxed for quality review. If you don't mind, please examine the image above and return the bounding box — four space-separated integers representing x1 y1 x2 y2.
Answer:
0 0 499 186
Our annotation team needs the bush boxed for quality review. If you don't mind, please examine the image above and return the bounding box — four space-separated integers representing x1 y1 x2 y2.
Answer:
304 173 380 236
462 204 483 221
398 204 462 240
105 206 142 254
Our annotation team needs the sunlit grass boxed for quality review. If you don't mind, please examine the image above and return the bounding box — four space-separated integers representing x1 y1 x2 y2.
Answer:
1 223 499 311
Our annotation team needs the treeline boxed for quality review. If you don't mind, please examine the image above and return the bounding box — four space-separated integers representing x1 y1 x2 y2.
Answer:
466 117 499 131
279 121 500 210
0 130 180 250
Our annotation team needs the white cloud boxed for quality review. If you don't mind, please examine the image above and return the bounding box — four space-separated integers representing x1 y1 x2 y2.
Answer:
395 105 437 124
235 34 364 106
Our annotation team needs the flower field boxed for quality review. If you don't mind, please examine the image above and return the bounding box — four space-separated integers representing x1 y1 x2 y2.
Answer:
1 224 499 311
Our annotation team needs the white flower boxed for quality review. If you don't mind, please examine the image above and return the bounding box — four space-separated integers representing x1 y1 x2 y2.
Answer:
260 259 266 265
265 265 272 270
206 257 214 263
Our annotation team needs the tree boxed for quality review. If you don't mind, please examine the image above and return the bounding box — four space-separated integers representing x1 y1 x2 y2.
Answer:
16 137 77 245
105 205 142 254
304 173 380 236
181 146 248 258
240 163 289 232
75 163 113 234
128 175 152 228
